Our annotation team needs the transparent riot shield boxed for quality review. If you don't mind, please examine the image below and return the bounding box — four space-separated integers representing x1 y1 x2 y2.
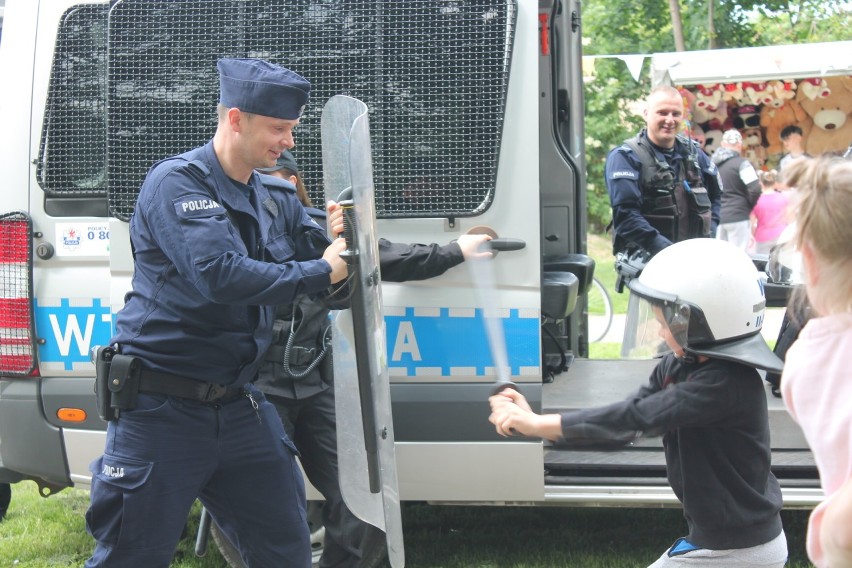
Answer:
321 95 404 567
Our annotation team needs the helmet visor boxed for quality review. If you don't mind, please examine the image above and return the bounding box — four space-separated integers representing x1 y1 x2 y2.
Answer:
621 287 690 359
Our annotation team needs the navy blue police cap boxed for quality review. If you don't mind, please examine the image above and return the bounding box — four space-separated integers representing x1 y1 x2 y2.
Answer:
217 58 310 120
257 150 300 174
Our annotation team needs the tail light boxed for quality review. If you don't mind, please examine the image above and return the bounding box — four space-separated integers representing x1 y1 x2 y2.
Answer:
0 212 37 375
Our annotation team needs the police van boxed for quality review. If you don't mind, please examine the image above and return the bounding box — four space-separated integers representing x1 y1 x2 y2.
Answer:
0 0 819 564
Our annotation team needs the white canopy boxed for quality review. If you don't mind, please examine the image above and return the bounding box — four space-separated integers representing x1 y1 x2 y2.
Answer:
651 41 852 86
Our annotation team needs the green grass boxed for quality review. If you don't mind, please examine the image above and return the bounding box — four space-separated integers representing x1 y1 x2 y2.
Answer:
0 482 815 567
587 233 630 315
0 481 227 567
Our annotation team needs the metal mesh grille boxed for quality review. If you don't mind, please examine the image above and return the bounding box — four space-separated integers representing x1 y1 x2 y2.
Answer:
36 5 108 196
0 212 36 376
108 0 515 221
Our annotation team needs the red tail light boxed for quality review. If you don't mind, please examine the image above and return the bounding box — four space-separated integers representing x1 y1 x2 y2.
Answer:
0 212 36 375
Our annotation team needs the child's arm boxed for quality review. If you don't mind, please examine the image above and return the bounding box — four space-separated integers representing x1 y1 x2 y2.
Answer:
821 476 852 566
488 388 563 441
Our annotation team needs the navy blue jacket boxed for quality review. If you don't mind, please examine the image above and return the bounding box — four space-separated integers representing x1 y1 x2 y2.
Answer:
112 142 332 386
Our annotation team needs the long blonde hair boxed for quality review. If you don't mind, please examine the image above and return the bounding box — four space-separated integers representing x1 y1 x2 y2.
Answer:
783 156 852 315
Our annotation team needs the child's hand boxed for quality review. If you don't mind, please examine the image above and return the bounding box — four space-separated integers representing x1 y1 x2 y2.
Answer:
488 387 563 441
488 388 535 437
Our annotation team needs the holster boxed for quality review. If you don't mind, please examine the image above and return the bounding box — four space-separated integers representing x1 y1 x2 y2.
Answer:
107 354 142 418
93 345 116 422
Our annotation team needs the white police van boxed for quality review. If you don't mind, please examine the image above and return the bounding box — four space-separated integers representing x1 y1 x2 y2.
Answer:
0 0 819 565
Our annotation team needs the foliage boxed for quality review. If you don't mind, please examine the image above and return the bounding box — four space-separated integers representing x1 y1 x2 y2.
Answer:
581 0 852 231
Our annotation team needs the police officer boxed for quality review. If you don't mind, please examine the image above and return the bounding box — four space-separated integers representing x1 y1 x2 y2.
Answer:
606 85 722 258
255 153 492 567
85 59 348 568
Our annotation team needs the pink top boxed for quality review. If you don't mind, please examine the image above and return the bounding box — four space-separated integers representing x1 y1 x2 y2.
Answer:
751 191 790 243
781 312 852 567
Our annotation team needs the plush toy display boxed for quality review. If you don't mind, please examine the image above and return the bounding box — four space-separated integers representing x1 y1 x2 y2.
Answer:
678 87 697 130
703 129 724 154
732 104 761 130
742 128 767 168
796 75 852 156
694 83 723 111
693 98 728 131
760 98 811 157
744 81 774 107
721 82 744 104
769 80 797 106
799 77 831 101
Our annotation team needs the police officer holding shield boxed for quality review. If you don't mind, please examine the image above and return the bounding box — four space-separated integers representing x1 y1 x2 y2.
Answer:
85 59 347 567
606 85 722 259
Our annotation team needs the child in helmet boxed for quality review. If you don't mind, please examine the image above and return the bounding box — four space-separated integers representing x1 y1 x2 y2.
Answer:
778 156 852 568
489 238 787 567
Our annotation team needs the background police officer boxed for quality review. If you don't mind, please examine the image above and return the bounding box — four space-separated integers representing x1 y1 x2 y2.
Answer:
606 85 722 259
255 153 491 567
85 59 347 567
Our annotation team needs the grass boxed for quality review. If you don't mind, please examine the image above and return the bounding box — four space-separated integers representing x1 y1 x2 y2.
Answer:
0 481 227 567
0 482 815 567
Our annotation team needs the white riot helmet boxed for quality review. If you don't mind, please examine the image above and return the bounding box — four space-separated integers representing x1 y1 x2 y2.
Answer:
622 239 783 372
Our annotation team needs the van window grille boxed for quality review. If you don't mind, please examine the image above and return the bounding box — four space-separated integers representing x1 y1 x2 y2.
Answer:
36 4 108 196
107 0 515 221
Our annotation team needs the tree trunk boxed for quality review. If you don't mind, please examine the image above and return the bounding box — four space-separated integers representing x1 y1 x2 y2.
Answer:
708 0 718 49
669 0 686 51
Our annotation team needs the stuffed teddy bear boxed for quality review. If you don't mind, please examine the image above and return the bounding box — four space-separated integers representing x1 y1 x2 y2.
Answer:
703 129 724 154
799 77 831 101
742 128 767 168
768 80 797 107
732 104 761 130
744 81 774 106
721 82 744 104
694 84 723 112
693 99 728 131
796 75 852 156
760 98 811 157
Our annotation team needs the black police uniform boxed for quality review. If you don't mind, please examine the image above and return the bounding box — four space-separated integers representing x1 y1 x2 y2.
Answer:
256 177 465 567
606 129 722 257
86 136 333 566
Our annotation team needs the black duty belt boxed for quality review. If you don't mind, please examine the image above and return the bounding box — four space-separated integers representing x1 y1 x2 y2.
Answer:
139 370 245 404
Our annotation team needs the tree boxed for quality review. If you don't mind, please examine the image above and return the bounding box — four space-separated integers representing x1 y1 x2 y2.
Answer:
669 0 686 51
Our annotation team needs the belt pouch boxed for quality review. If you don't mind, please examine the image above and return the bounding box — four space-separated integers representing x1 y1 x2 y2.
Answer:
108 354 142 415
93 346 116 421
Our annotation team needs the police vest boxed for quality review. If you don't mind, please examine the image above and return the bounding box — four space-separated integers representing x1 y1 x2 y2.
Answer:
619 134 712 251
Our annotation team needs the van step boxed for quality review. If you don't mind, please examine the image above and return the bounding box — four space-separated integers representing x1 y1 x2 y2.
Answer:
544 447 819 486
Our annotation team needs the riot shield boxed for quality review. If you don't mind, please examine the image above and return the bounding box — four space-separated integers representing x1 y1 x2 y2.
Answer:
321 95 404 567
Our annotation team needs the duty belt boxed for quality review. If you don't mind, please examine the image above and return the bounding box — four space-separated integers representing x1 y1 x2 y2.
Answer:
138 370 245 404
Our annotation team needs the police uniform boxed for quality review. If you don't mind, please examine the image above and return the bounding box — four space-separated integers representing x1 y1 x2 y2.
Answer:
606 129 722 256
86 59 327 568
256 174 465 567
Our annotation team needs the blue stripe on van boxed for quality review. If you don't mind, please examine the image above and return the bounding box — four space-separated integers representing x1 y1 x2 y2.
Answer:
385 308 539 377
